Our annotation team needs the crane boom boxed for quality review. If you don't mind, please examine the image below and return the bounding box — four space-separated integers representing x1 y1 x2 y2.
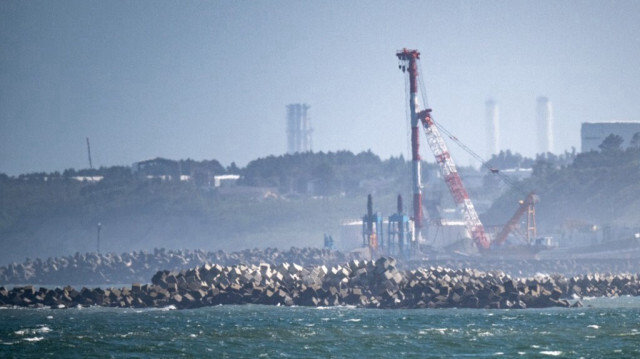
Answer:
493 192 539 246
397 48 490 250
418 110 491 249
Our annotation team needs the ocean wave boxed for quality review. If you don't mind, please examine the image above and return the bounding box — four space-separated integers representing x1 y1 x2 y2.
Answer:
14 326 52 336
23 337 44 342
540 351 563 356
418 328 460 335
613 330 640 337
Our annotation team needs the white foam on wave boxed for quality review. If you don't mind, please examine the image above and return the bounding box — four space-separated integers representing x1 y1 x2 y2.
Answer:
540 351 563 356
419 328 460 335
613 330 640 337
343 318 361 322
23 337 44 342
14 326 52 336
587 324 600 329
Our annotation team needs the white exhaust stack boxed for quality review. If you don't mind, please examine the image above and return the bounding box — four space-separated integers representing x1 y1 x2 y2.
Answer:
485 99 499 157
536 97 553 154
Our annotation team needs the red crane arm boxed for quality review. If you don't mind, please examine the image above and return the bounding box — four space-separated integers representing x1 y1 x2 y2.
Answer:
418 110 491 250
493 192 539 246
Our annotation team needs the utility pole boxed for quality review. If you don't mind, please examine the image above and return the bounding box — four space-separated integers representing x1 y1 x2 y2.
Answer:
86 137 93 169
97 222 102 254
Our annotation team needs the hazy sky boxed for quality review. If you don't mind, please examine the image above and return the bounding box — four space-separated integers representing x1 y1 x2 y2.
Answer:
2 0 640 175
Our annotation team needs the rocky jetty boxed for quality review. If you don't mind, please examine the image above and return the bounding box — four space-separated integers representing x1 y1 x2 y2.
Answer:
3 257 640 310
4 247 640 286
0 248 354 285
418 257 640 278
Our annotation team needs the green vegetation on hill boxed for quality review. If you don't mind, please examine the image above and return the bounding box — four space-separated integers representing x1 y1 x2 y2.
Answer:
0 151 410 265
483 135 640 231
3 139 640 265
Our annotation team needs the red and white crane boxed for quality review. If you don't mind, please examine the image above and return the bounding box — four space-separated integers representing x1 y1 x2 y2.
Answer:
396 49 424 242
397 48 491 250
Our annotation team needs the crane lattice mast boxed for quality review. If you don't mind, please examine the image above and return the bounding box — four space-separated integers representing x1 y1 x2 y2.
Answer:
397 48 490 250
419 111 490 249
396 49 424 242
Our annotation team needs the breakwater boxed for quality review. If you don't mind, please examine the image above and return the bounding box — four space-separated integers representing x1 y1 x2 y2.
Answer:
0 248 352 285
3 248 640 286
3 257 640 310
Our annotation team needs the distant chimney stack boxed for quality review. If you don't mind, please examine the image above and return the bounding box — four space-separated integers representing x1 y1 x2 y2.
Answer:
286 104 312 154
536 97 553 154
485 99 499 157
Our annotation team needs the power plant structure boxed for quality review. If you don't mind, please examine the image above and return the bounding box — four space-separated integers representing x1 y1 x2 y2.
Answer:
536 97 554 154
286 104 312 154
485 99 500 158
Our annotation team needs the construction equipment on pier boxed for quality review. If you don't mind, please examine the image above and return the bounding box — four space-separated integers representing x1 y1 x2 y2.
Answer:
362 194 383 252
397 48 490 251
396 48 552 256
387 194 414 258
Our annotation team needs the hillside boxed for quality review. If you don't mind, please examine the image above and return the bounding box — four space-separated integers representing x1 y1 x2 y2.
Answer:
3 144 640 266
0 152 413 265
482 142 640 235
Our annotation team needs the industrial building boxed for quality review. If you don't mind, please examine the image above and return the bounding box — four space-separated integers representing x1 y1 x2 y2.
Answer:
286 104 312 154
581 122 640 152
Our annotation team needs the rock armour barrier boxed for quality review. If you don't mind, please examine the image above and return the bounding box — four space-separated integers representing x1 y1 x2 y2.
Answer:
3 248 640 286
0 248 353 285
3 257 640 310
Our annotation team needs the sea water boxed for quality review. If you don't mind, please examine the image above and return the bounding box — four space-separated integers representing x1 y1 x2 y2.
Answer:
2 296 640 358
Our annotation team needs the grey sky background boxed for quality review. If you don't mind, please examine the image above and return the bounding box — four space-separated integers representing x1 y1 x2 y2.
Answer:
1 1 639 175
